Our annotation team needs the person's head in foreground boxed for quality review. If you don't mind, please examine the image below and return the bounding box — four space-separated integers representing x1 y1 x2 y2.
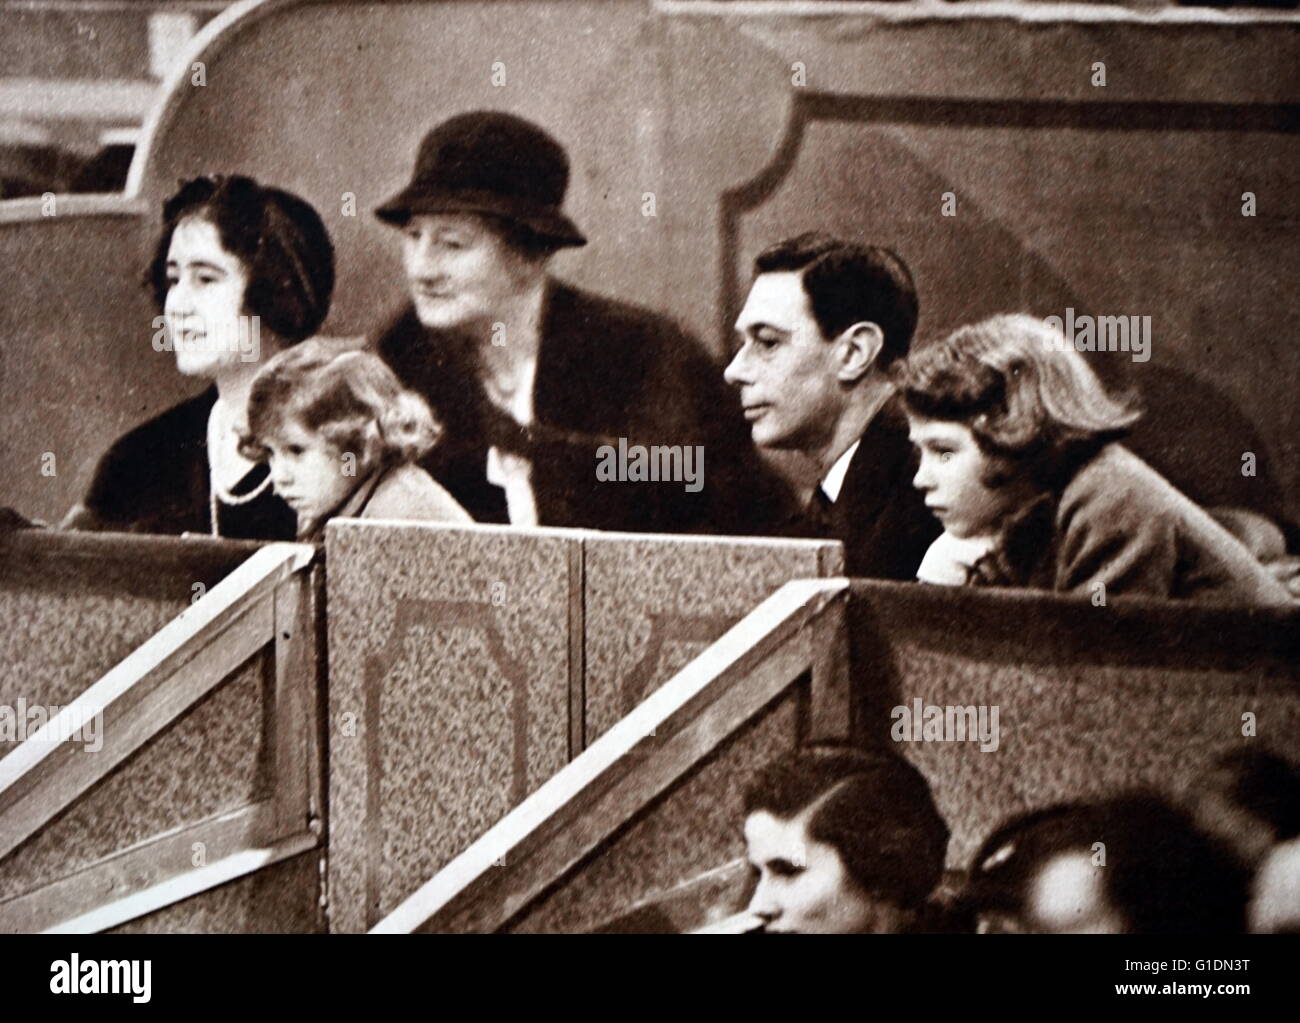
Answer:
963 792 1250 934
241 341 442 536
149 173 335 379
900 314 1139 547
726 232 918 467
375 110 586 337
741 744 949 933
1190 748 1300 864
1189 748 1300 933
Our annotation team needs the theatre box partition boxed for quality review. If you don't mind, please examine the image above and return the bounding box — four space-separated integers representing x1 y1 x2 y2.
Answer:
2 521 1296 933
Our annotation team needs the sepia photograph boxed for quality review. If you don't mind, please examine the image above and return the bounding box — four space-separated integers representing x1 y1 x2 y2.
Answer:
0 0 1297 998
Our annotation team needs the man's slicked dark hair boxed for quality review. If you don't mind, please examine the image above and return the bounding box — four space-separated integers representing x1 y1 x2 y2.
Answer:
743 743 949 909
753 232 919 369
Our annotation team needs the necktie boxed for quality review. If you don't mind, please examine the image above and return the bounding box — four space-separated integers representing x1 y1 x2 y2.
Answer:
806 486 836 539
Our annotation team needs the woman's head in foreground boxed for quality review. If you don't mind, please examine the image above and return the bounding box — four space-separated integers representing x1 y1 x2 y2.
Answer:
742 745 949 933
962 792 1249 934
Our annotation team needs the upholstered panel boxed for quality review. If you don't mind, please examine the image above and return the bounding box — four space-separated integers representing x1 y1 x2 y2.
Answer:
847 580 1300 867
0 533 290 923
583 532 839 742
324 520 575 931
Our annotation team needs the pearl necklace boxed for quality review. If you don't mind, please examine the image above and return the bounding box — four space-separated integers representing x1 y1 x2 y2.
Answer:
209 472 274 535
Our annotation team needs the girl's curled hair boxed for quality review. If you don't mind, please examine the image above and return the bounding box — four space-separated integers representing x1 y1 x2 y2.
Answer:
241 340 440 471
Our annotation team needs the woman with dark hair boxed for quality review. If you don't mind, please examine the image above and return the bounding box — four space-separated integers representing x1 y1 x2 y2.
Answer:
63 174 336 539
740 744 950 933
899 314 1290 604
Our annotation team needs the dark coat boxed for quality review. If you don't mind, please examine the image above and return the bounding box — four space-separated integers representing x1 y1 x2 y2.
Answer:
373 281 790 534
63 386 297 540
972 443 1292 605
784 400 940 580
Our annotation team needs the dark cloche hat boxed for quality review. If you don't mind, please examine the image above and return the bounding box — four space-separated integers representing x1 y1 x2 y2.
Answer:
375 111 587 248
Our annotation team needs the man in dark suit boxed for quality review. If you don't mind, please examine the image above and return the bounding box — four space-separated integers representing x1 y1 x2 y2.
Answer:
724 233 939 578
372 111 784 534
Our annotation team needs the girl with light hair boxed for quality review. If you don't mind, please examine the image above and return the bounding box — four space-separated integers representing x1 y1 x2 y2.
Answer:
898 314 1289 603
241 341 470 541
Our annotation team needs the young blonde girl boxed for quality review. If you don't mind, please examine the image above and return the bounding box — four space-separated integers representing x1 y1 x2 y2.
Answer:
241 340 471 540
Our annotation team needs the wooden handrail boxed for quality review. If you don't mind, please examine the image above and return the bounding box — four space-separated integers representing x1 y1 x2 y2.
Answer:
0 542 315 864
371 577 849 934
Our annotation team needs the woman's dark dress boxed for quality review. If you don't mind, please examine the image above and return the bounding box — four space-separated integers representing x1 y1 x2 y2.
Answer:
65 386 296 540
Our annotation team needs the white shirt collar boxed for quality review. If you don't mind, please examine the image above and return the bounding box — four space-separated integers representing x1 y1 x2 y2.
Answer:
916 531 997 585
820 440 860 503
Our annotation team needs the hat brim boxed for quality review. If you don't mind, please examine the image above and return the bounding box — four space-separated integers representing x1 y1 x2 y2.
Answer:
374 186 586 248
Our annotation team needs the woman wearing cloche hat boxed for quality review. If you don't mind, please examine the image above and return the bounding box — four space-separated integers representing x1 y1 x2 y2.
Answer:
370 110 787 535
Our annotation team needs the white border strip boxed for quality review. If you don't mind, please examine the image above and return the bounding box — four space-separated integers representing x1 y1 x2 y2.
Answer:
656 1 1300 24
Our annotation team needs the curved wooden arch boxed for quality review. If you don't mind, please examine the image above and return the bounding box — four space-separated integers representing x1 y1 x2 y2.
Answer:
126 0 285 199
0 0 272 224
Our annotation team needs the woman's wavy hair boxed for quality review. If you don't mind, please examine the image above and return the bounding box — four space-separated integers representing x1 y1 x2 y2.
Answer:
241 341 441 472
899 314 1142 489
743 744 949 910
147 174 335 343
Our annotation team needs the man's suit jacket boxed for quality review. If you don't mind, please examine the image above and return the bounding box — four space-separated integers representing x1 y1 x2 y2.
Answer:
790 401 940 580
374 280 790 535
